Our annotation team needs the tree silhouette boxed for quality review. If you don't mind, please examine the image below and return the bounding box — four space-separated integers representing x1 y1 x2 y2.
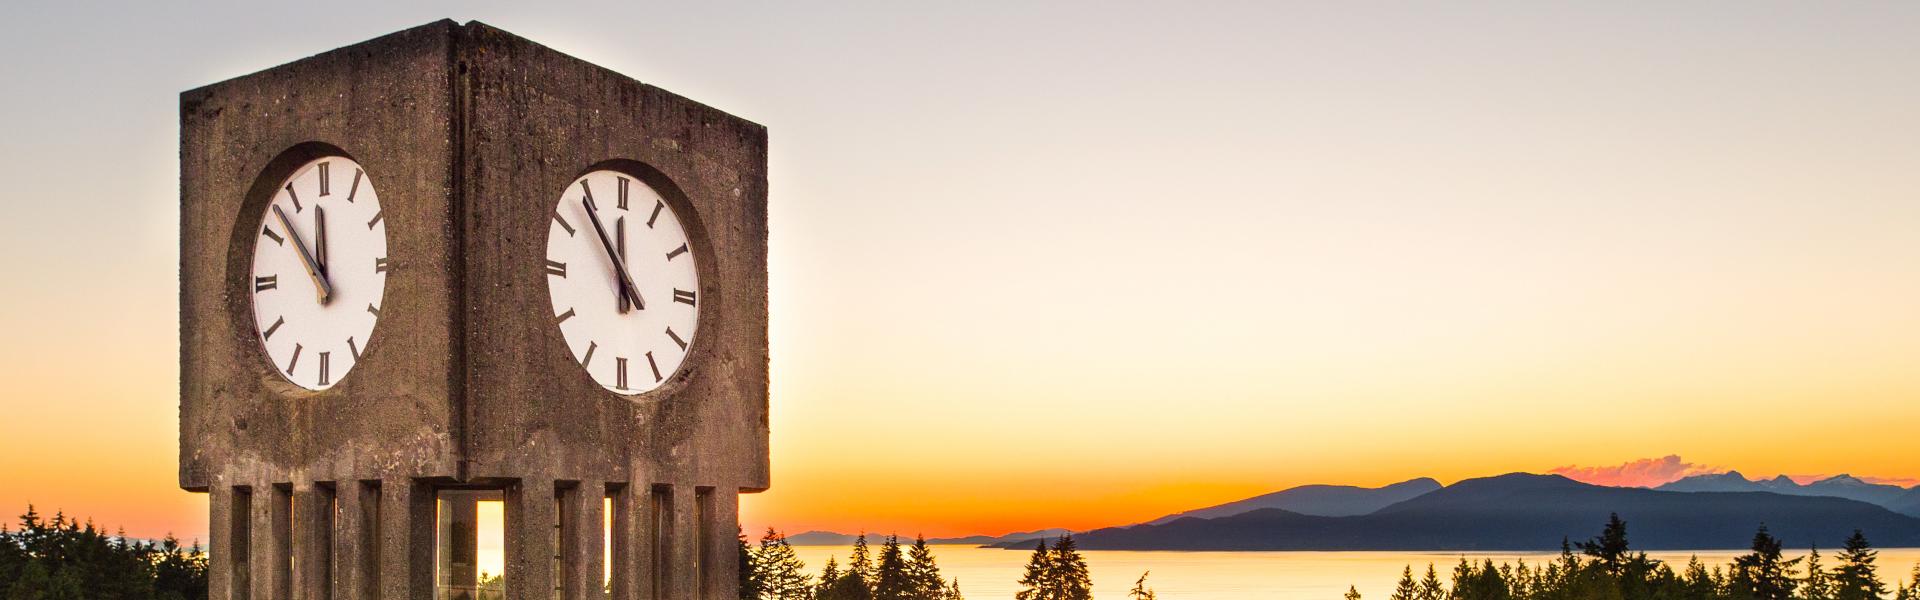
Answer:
1128 571 1156 600
901 535 945 600
1731 526 1801 600
1833 530 1888 600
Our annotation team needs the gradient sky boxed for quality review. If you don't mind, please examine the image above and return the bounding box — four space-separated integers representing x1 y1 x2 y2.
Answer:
2 1 1918 542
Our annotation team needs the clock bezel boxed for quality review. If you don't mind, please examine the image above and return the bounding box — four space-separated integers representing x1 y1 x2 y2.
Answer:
545 158 719 401
225 142 388 395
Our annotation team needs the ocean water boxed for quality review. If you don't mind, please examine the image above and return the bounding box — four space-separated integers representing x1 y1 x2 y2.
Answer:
789 545 1920 599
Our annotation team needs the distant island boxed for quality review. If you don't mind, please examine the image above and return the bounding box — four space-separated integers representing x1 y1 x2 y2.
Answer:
790 469 1920 553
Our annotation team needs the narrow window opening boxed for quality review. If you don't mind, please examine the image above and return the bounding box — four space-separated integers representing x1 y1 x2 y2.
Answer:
231 486 253 600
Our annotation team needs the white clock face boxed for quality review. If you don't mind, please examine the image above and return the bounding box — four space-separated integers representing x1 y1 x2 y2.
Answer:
546 170 700 395
249 156 389 391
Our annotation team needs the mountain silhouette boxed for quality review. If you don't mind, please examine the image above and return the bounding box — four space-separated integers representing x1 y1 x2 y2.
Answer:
1144 478 1442 524
1657 471 1911 509
1018 473 1920 551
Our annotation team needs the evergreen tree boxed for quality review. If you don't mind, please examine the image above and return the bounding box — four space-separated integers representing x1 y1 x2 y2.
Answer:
1049 534 1094 600
1680 556 1721 600
1014 539 1050 600
1390 566 1417 600
944 579 965 600
1897 563 1920 600
816 557 842 600
1580 513 1633 576
873 535 912 600
849 534 875 592
741 528 765 600
1802 546 1834 600
1129 571 1156 600
1833 530 1888 600
902 535 945 600
756 529 813 600
1417 563 1446 600
1732 525 1802 600
1346 585 1364 600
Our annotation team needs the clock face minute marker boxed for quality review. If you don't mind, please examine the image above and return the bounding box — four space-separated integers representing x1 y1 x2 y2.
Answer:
666 327 688 351
645 351 662 383
262 316 286 340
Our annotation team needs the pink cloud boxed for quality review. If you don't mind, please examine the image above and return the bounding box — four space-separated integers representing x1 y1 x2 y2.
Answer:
1549 455 1724 488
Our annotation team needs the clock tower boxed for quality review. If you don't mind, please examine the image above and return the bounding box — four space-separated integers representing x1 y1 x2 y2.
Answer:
179 20 769 600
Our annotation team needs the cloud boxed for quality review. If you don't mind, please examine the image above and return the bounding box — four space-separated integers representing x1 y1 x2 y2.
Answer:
1549 455 1724 488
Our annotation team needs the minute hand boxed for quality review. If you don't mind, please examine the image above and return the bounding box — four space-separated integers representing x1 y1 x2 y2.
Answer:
271 204 333 304
582 197 645 310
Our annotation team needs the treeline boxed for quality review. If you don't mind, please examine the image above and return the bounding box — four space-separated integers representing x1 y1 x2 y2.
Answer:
1358 514 1920 600
740 530 965 600
0 506 208 599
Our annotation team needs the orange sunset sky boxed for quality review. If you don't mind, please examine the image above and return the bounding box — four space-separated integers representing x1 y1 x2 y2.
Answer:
2 2 1919 543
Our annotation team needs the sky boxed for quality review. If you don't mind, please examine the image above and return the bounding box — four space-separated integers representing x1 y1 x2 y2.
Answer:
1 1 1918 542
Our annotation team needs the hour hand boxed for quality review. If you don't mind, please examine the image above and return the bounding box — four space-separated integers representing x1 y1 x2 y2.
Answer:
581 197 645 310
272 204 333 304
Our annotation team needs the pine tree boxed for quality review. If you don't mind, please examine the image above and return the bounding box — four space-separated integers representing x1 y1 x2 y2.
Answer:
1681 556 1720 600
741 528 765 600
1049 534 1094 600
1833 530 1889 600
1733 525 1802 600
1129 571 1157 600
1802 546 1834 600
944 579 966 600
902 535 945 600
1417 563 1446 600
1345 585 1364 600
849 534 875 592
755 529 813 600
1580 513 1633 576
1014 539 1051 600
816 557 842 600
1897 563 1920 600
1390 566 1418 600
873 535 912 600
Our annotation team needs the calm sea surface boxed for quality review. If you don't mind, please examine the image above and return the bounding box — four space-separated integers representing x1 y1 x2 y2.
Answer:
791 545 1920 600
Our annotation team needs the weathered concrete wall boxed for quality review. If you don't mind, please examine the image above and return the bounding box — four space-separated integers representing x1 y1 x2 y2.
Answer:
181 19 768 599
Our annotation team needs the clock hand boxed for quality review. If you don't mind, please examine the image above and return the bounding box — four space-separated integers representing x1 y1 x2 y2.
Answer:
581 197 645 310
272 204 333 305
315 204 329 277
616 215 629 313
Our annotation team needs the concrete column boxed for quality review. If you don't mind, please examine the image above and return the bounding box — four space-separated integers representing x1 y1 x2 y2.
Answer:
666 485 698 600
333 481 377 600
209 485 244 600
607 483 647 600
700 489 739 600
561 481 607 600
293 483 334 600
379 478 434 600
506 478 559 600
251 484 292 600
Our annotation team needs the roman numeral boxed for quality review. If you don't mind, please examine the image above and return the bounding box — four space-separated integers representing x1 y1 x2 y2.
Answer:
672 289 696 306
665 243 689 261
556 308 576 324
262 316 285 340
374 257 390 273
617 177 630 210
665 327 688 351
366 210 383 230
647 200 664 228
645 351 663 383
545 260 568 278
285 184 302 212
582 342 597 368
616 357 630 390
317 162 331 196
366 303 380 316
286 344 302 375
347 336 361 360
255 275 278 292
261 226 284 246
347 168 363 202
317 352 331 386
580 179 594 203
552 211 575 236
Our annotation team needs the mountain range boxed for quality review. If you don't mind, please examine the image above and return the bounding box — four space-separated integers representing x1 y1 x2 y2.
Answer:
989 473 1920 551
1146 478 1442 524
786 527 1071 547
1656 471 1912 508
